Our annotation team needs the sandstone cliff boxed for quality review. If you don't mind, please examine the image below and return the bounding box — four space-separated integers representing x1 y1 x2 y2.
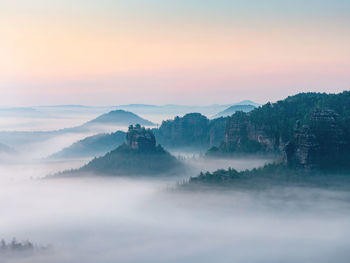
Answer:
223 112 277 153
127 124 156 152
154 113 227 149
284 109 349 170
209 92 350 163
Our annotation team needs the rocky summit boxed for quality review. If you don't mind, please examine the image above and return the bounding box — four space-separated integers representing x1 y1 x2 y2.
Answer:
284 109 349 170
127 124 156 152
154 113 227 149
63 124 182 176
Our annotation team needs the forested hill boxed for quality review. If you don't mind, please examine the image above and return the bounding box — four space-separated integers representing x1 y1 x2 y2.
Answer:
247 92 350 143
153 113 228 150
49 131 126 159
57 125 181 177
209 92 350 158
148 92 350 152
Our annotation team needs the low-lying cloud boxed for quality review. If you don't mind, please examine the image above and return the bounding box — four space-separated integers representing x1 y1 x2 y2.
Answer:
1 156 350 263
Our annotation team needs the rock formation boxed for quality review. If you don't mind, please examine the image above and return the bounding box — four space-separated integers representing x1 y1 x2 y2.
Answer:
208 117 227 147
154 113 227 149
66 125 182 176
284 109 348 170
127 124 156 152
222 112 276 153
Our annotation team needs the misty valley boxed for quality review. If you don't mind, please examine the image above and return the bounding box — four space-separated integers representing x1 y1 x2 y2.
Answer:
1 93 350 263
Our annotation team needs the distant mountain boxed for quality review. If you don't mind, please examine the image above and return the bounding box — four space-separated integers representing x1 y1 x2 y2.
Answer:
233 100 261 107
49 131 126 159
115 104 229 117
82 110 155 127
0 110 153 147
37 105 91 108
117 104 158 109
214 104 256 118
0 142 16 154
58 109 154 133
52 112 228 159
34 105 115 117
57 125 181 177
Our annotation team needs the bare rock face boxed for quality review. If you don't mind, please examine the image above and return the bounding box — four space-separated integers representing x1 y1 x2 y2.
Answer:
155 113 210 148
224 113 247 146
285 124 321 170
154 113 228 149
126 124 156 152
224 112 276 152
208 117 227 147
72 124 182 176
245 122 277 151
285 109 345 170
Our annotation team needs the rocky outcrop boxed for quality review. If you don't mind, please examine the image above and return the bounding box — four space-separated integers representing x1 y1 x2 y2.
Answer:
216 107 348 161
222 112 277 153
208 117 227 147
284 109 348 170
127 124 156 152
208 92 350 164
64 125 182 176
154 113 227 149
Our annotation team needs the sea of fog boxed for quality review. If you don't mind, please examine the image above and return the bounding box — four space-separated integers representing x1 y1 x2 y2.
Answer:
1 156 350 263
1 112 350 263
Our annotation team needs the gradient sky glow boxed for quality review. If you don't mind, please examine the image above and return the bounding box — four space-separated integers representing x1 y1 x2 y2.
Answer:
1 0 349 106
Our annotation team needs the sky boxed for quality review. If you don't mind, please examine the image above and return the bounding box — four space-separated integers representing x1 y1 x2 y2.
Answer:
0 0 349 106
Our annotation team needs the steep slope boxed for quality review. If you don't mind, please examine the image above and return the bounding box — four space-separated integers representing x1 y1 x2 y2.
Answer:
59 125 181 176
284 109 350 170
50 131 126 159
208 92 350 169
153 113 228 150
52 113 228 159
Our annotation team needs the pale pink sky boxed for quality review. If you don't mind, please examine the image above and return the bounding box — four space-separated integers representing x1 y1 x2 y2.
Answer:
1 0 349 106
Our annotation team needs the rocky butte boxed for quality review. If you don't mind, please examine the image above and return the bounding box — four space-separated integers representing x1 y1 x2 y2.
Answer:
154 113 227 150
127 124 156 152
284 109 350 171
60 124 181 176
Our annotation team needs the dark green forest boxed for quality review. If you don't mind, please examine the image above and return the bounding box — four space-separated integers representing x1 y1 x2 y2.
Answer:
211 91 350 154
